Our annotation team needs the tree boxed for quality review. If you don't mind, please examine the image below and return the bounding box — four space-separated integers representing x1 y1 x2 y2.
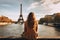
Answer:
54 13 60 25
39 18 45 24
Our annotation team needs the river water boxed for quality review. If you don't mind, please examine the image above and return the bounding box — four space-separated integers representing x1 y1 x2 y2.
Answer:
0 24 60 37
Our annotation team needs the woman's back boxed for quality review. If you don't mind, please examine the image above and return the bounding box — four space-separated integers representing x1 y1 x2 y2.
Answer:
24 21 38 39
22 12 38 40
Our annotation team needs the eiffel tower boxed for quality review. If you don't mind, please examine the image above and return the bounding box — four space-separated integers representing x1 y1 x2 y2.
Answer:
17 4 24 24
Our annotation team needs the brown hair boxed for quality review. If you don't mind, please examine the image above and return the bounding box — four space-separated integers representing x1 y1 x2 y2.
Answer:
27 12 36 28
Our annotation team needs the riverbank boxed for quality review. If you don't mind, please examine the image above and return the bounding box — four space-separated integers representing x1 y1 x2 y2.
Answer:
42 23 54 27
0 22 11 26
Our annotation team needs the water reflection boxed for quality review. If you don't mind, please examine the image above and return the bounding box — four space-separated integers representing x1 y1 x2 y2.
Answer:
0 24 24 37
54 26 60 36
0 24 60 37
38 24 56 36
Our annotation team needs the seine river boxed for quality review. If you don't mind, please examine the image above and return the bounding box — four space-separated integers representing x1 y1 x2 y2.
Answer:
0 24 60 37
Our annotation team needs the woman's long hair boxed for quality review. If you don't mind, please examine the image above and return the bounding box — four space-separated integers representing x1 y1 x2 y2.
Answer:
27 12 36 28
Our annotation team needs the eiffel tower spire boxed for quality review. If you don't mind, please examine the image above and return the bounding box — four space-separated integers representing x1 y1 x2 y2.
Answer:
17 4 24 24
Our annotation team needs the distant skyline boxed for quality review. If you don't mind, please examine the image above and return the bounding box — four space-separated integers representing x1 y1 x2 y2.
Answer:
0 0 60 21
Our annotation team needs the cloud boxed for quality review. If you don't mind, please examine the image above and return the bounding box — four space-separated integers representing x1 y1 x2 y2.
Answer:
0 4 12 8
27 0 60 15
51 0 60 4
39 0 60 14
50 3 60 13
0 8 19 21
1 0 60 20
27 0 45 11
0 0 19 21
27 2 39 10
27 0 51 11
18 0 23 3
0 0 18 5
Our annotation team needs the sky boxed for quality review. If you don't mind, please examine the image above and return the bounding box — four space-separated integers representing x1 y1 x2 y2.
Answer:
0 0 60 21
